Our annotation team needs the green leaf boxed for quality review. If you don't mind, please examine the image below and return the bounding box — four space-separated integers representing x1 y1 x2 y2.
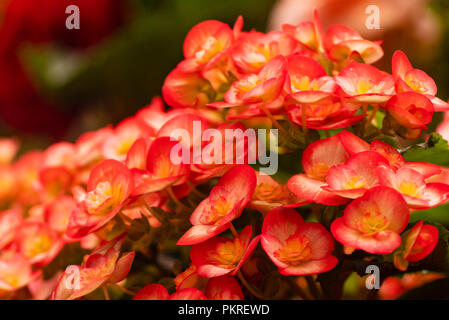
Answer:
127 215 151 241
42 243 89 279
411 203 449 226
403 133 449 165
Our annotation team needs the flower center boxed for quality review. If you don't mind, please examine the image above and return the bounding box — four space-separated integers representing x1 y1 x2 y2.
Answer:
292 76 320 92
24 234 52 258
155 160 173 178
117 139 135 156
357 210 389 235
307 101 340 119
399 181 420 197
406 75 425 93
2 273 19 288
85 181 114 215
195 37 221 64
276 235 312 265
210 197 231 222
237 74 262 93
356 79 372 94
255 182 283 201
344 176 368 190
201 195 233 225
208 238 245 268
308 162 330 181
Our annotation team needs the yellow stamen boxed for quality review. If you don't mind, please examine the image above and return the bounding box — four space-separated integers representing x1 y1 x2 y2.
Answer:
209 238 245 268
399 181 419 197
357 211 389 235
276 235 312 265
356 79 372 94
344 176 368 190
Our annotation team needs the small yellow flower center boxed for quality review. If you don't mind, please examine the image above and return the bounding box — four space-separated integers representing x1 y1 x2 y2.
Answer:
406 75 425 94
292 76 320 92
208 238 245 268
237 74 262 93
156 160 173 178
195 37 222 64
117 139 135 156
344 176 368 190
85 181 114 215
207 196 231 224
399 181 420 197
356 79 372 94
276 235 312 265
357 211 389 235
24 234 52 258
308 162 330 181
2 273 19 287
255 182 283 201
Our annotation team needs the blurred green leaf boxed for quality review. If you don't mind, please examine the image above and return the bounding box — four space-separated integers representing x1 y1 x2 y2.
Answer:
411 204 449 226
403 133 449 166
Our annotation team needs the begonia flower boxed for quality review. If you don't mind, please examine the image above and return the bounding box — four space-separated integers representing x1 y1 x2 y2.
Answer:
331 187 409 254
335 61 395 104
287 135 349 205
66 160 133 238
393 220 439 271
393 50 449 111
261 207 338 275
205 275 243 300
190 225 259 278
51 234 135 300
177 165 256 245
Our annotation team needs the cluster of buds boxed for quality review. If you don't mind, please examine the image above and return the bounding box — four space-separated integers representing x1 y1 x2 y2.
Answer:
0 11 448 300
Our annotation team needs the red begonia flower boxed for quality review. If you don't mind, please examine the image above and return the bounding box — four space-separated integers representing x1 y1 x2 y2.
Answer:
393 220 439 271
178 20 234 73
287 135 349 205
190 225 259 278
392 50 449 111
261 207 338 275
335 61 395 104
51 234 135 300
177 165 256 245
66 159 133 238
377 166 449 209
205 275 243 300
133 284 207 300
324 151 389 199
323 24 383 64
331 187 409 254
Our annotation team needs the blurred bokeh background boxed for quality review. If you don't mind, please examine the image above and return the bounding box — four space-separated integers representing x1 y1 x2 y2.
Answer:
1 0 449 150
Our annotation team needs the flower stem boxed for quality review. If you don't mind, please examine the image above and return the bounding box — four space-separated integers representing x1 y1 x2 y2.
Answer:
145 205 167 224
284 276 310 300
166 186 190 211
260 104 290 138
237 270 266 300
359 104 368 138
111 284 137 296
283 112 303 137
301 104 309 144
305 275 321 299
311 204 322 223
229 223 239 238
102 286 110 300
366 105 379 129
187 181 206 198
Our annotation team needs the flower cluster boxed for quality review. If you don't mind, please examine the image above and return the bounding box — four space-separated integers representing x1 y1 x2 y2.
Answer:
0 11 448 300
